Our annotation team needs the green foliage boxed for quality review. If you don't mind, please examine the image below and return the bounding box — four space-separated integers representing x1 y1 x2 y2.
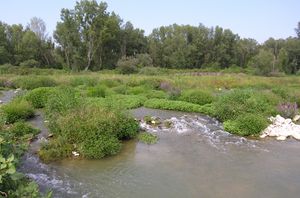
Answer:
144 98 206 113
139 67 160 75
19 59 40 67
24 87 55 108
45 87 81 117
87 85 109 97
223 114 268 136
14 76 57 90
117 57 139 74
8 122 39 137
86 94 147 109
44 106 138 160
39 136 73 163
138 133 158 144
214 89 276 121
1 100 35 123
180 90 214 105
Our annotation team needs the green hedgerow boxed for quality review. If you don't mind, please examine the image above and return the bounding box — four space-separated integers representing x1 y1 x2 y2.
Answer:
138 133 158 144
2 100 35 123
180 89 214 105
223 114 268 136
24 87 55 108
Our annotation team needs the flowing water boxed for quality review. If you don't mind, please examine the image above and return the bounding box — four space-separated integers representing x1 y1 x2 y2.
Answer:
2 91 300 198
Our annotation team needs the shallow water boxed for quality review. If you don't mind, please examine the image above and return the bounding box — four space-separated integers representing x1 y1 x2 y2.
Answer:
17 107 300 198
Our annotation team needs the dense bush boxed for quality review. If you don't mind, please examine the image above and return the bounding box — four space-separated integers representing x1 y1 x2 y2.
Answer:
180 90 214 105
223 114 268 136
13 76 57 90
117 57 139 74
19 59 40 68
43 106 138 160
45 87 81 117
214 89 276 121
24 87 55 108
1 100 35 123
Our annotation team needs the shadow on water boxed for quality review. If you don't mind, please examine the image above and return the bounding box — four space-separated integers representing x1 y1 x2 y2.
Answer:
2 91 300 198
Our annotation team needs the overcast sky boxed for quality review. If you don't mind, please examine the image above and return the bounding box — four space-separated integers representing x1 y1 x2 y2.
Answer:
0 0 299 43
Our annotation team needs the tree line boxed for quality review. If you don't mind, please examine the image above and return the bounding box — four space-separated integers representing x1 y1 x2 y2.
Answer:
0 0 300 75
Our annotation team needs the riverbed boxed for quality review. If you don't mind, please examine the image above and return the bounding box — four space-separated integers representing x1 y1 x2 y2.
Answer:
2 91 300 198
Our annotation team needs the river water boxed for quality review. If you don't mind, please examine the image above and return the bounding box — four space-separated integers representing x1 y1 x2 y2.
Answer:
2 91 300 198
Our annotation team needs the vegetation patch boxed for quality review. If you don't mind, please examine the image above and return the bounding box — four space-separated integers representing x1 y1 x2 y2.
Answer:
138 133 159 144
13 76 57 90
24 87 55 108
1 100 35 124
179 89 214 105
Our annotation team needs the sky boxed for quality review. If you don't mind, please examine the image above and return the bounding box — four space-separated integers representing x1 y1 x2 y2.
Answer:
0 0 299 43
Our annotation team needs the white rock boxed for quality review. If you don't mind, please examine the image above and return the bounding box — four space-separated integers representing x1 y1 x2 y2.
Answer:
72 151 80 157
261 115 300 141
293 115 300 122
0 100 3 104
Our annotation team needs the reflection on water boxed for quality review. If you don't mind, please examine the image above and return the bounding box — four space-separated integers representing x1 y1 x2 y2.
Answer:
20 107 300 198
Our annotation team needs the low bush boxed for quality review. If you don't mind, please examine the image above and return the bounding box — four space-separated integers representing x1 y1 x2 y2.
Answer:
44 106 138 160
143 90 168 99
214 89 276 121
111 85 128 95
99 79 121 88
180 90 214 105
127 86 149 95
13 76 57 90
138 133 158 144
223 114 268 136
2 100 35 123
8 122 40 137
24 87 55 108
117 57 139 74
277 102 298 118
139 67 160 76
45 87 81 117
86 85 110 98
39 136 73 163
19 59 40 68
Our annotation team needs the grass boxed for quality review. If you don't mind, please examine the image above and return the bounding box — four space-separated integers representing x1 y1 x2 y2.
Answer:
138 133 159 144
1 66 300 161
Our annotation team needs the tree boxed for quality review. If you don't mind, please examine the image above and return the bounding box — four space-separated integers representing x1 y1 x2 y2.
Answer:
0 22 10 64
295 21 300 39
28 17 47 41
249 49 274 75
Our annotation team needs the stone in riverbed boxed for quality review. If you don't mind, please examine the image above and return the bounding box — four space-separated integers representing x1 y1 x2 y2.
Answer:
261 115 300 141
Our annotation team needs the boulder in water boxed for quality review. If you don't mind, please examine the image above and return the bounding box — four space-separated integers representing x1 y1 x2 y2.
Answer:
260 115 300 140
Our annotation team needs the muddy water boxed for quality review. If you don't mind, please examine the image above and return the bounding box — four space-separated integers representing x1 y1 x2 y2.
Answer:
19 107 300 198
2 90 300 198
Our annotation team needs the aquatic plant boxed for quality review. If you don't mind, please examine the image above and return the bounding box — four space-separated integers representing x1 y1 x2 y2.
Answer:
25 87 55 108
138 133 158 144
1 100 35 123
179 89 214 105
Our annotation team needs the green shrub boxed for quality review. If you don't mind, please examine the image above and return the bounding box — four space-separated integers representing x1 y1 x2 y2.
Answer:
180 90 214 105
8 122 39 137
117 57 138 74
223 114 268 136
214 89 275 121
80 135 121 159
24 87 55 108
45 87 81 117
127 86 149 95
138 133 158 144
19 59 40 67
14 76 57 90
271 87 290 99
39 136 73 162
2 100 35 123
48 106 138 160
143 90 168 99
69 76 97 87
